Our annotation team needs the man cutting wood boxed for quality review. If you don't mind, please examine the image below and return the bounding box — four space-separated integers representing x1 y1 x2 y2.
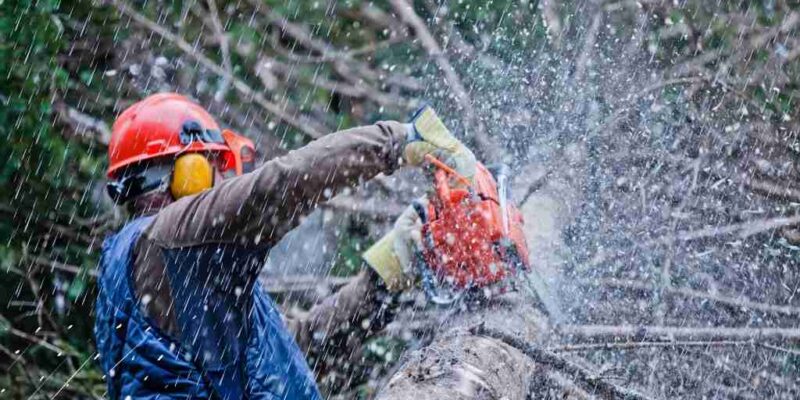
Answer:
94 93 474 399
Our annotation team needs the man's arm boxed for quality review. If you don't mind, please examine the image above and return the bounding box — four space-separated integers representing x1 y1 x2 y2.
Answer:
286 269 397 351
285 268 399 384
131 122 405 336
145 122 406 250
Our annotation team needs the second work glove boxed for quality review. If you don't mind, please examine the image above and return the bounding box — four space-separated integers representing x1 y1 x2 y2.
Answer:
403 106 477 181
362 199 426 292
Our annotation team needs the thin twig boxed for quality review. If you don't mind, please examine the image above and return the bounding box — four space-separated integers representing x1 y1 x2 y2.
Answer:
559 325 800 342
549 340 754 352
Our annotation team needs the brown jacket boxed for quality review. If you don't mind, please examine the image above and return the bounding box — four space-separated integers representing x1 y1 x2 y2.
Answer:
130 121 407 349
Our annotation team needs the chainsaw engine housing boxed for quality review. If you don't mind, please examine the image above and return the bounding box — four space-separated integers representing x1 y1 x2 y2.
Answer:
421 162 530 290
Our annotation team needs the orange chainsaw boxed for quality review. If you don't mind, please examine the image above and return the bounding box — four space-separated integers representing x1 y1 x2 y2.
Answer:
412 154 531 304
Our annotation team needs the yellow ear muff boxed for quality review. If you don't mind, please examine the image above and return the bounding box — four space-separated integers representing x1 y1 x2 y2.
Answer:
171 153 214 199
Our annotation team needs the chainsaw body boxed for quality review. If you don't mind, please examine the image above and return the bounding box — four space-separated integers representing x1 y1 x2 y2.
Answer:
417 157 530 303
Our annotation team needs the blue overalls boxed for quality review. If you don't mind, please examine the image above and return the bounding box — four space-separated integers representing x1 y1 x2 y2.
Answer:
94 216 323 399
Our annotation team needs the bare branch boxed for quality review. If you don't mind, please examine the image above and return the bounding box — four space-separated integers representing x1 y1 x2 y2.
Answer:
111 0 328 139
322 195 404 219
388 0 503 162
261 275 353 294
573 10 602 83
27 254 97 278
592 76 705 136
588 213 800 266
0 313 69 355
540 0 562 45
760 342 800 357
744 179 800 203
247 0 333 56
559 325 800 342
666 214 800 243
204 0 233 101
550 340 755 352
582 278 800 316
53 101 111 145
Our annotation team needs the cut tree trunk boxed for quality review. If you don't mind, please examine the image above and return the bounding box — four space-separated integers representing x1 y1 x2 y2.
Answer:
377 295 547 400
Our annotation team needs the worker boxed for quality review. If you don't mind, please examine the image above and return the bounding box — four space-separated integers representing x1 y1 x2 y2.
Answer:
93 93 475 399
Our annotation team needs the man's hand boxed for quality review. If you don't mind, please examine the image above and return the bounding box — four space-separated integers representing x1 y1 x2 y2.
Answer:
362 199 427 292
403 106 477 181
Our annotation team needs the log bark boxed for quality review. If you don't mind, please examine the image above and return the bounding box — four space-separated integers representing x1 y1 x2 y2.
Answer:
376 294 547 400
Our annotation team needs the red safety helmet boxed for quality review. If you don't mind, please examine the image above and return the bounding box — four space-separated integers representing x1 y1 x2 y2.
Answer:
107 93 234 178
106 93 256 203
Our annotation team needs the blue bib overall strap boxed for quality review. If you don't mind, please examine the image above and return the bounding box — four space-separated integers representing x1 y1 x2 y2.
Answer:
160 243 321 399
94 217 323 399
94 216 210 398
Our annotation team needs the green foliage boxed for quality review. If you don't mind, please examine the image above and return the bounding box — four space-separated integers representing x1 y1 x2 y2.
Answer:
330 219 371 277
363 335 405 365
0 0 106 396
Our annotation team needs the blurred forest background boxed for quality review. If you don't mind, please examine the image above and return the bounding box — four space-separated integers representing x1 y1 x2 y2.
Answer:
2 0 800 398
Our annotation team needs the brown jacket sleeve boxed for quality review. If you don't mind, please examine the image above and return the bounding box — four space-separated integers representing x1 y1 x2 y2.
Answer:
131 122 405 337
285 269 399 383
144 121 406 250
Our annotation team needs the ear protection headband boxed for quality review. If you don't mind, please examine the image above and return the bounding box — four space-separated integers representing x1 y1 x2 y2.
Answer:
170 125 258 200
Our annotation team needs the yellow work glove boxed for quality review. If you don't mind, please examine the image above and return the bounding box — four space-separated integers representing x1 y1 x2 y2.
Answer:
404 106 477 181
362 200 426 292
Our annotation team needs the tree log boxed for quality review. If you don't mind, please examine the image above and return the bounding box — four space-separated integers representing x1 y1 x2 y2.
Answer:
376 294 547 400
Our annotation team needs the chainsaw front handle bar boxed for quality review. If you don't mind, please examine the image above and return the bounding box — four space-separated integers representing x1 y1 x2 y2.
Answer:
423 154 472 187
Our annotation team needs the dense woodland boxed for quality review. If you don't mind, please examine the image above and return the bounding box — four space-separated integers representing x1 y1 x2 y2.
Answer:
2 0 800 398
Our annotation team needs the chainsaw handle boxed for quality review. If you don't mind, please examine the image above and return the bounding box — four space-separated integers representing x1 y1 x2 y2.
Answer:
423 154 471 186
433 169 450 207
424 154 471 209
